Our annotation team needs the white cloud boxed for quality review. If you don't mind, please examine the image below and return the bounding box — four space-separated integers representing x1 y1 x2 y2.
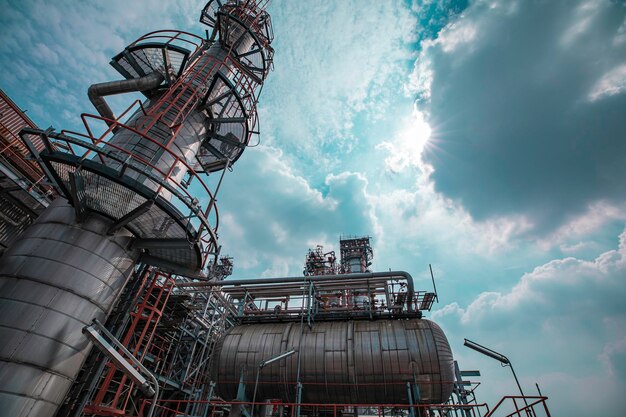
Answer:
432 227 626 414
376 109 431 173
33 43 59 65
270 222 288 244
559 240 599 255
614 17 626 46
260 257 291 278
406 50 434 103
600 334 626 379
438 20 478 53
539 201 626 250
325 171 382 240
261 0 418 172
370 146 534 260
214 146 379 278
467 229 625 316
559 0 601 48
588 63 626 102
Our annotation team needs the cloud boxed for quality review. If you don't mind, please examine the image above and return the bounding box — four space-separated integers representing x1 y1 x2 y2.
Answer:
588 63 626 101
213 145 378 278
260 0 418 173
410 0 626 235
0 0 203 130
371 110 535 262
432 226 626 416
538 200 626 250
376 109 432 173
600 331 626 382
440 227 626 325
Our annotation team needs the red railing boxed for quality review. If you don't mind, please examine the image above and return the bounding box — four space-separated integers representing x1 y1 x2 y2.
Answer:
55 109 221 265
134 393 550 417
85 272 175 416
136 399 490 417
484 396 551 417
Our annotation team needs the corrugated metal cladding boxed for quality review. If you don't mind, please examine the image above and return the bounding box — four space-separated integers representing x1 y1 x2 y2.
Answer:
0 89 54 255
0 89 48 180
212 319 455 404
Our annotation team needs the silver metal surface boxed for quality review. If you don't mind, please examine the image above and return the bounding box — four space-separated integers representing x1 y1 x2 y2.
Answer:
0 199 138 417
106 44 235 188
88 71 165 126
212 319 455 405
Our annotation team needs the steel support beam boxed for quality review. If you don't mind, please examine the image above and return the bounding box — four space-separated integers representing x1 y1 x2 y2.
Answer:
108 200 154 235
134 238 192 249
68 170 86 222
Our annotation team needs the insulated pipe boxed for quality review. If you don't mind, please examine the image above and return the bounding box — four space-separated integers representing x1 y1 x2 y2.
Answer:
217 277 411 298
87 71 165 126
176 271 416 312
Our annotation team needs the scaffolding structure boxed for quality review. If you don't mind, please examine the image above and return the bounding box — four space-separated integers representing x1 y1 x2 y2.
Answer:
57 257 239 417
303 246 337 276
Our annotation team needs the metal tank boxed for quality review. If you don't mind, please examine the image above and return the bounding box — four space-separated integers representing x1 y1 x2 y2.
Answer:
0 199 138 417
212 319 455 404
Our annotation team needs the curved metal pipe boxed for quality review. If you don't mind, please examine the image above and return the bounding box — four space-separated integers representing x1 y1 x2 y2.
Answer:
177 271 416 312
88 71 164 126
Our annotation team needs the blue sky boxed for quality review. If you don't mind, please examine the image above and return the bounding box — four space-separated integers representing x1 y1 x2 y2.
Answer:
1 0 626 416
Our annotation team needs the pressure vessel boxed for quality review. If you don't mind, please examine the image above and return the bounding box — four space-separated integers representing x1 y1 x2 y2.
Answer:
212 319 454 404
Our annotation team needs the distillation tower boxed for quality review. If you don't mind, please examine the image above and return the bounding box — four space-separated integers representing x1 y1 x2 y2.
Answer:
0 2 273 416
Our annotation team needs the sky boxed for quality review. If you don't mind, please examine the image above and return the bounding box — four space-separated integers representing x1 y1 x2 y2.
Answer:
1 0 626 416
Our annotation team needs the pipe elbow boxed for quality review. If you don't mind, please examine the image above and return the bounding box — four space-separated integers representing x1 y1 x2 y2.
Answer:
87 83 99 100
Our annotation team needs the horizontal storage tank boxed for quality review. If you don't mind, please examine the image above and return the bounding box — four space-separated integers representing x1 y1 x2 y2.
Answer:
212 319 454 404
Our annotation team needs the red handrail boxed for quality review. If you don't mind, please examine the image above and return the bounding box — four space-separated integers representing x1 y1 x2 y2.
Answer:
484 395 551 417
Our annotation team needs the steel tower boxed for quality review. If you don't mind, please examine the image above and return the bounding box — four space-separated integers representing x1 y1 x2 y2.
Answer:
339 235 373 273
0 2 274 416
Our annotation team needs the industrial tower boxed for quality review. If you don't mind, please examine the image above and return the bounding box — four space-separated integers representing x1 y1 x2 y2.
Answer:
0 2 273 416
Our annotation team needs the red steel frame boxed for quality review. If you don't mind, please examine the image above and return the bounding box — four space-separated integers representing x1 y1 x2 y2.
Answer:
484 396 551 417
85 272 175 416
135 396 551 417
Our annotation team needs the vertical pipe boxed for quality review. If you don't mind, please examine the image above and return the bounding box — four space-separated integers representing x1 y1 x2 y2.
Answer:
508 364 529 410
251 365 261 417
